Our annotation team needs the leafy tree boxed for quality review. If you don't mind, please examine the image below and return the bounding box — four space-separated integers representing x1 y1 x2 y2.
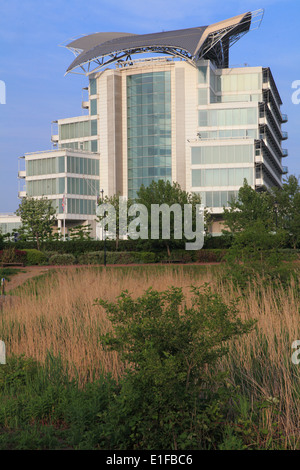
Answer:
222 179 275 234
68 224 92 241
16 197 57 250
96 285 255 450
97 193 134 250
135 180 203 256
271 175 300 249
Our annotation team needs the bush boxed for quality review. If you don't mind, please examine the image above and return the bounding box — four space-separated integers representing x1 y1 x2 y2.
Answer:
48 254 76 265
77 251 157 265
23 249 48 266
0 247 27 264
195 249 227 263
96 285 256 450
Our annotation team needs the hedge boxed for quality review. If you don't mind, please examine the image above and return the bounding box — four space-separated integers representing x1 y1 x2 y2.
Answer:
22 249 48 266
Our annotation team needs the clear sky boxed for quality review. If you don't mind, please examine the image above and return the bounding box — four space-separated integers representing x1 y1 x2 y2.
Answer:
0 0 299 212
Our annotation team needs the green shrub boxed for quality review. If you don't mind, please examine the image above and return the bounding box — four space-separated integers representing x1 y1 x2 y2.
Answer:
137 252 157 263
48 254 76 265
96 285 256 450
23 249 48 266
77 251 103 265
195 249 227 263
0 247 27 264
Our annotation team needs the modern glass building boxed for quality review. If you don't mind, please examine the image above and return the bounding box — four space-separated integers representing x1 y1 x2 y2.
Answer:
15 9 288 237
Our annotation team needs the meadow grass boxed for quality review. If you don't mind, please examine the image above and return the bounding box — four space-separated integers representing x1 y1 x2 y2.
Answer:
1 264 300 448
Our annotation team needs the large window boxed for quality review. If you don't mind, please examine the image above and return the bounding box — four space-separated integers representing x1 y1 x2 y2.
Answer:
192 167 253 187
67 198 96 215
59 120 95 140
127 71 172 198
202 190 238 208
67 156 99 176
27 178 65 196
198 107 257 127
67 177 99 196
26 157 65 176
60 140 98 152
89 78 97 96
221 73 262 92
191 144 254 165
90 99 97 116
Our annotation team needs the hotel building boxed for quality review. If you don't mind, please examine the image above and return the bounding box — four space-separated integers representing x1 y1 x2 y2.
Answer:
12 9 288 238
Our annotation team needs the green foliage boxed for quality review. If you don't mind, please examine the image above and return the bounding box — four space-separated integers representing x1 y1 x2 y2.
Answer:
68 224 92 241
22 249 48 266
223 180 275 235
0 353 116 450
49 254 76 265
77 251 157 265
16 197 57 251
0 247 26 264
271 175 300 249
96 285 255 449
0 233 4 251
135 180 203 256
97 193 134 250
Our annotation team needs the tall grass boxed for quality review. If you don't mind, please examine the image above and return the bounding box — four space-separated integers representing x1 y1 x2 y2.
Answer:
0 266 213 383
1 265 300 447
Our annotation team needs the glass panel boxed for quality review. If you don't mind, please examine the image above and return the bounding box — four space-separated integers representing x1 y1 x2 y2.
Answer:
198 66 207 84
90 78 97 95
90 99 97 115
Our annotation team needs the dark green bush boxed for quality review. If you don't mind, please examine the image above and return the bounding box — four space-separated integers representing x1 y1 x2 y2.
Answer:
49 254 76 265
96 285 256 450
23 249 48 266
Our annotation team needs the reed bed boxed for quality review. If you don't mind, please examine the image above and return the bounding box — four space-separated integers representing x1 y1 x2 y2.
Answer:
0 266 213 383
1 265 300 447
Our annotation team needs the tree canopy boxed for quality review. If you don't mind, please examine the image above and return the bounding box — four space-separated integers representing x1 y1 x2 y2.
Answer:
16 197 57 250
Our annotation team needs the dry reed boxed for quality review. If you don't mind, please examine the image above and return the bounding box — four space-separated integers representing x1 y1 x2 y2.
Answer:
1 265 300 447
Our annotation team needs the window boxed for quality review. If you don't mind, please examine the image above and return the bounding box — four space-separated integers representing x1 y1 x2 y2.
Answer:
89 78 97 95
90 99 97 116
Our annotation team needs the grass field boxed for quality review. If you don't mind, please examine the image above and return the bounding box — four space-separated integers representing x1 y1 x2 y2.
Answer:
1 264 300 449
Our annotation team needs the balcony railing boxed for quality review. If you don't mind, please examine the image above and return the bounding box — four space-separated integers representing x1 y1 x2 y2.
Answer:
282 149 288 157
281 113 288 123
282 166 288 175
282 131 288 140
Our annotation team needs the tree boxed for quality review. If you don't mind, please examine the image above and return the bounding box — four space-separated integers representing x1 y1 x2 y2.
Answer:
97 193 134 250
271 175 300 249
16 197 57 250
96 285 255 449
222 179 275 234
135 180 203 256
68 224 92 241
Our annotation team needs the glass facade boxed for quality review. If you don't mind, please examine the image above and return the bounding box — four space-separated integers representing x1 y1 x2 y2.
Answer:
67 156 99 176
127 71 172 198
60 140 98 152
67 199 96 215
199 107 257 127
59 120 97 140
0 222 21 234
90 99 97 116
67 177 99 196
192 167 253 187
27 178 65 196
197 129 257 140
191 144 254 165
89 78 97 96
26 157 65 176
201 190 238 208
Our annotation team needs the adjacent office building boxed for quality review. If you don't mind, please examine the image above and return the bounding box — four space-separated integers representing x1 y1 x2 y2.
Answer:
13 9 288 238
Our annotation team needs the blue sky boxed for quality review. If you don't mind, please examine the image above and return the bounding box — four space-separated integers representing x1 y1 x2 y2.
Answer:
0 0 299 212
